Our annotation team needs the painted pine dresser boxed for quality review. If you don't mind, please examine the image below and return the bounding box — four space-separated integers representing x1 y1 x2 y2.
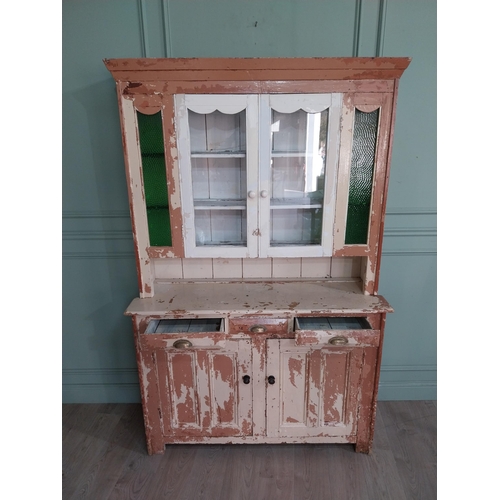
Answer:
104 57 410 454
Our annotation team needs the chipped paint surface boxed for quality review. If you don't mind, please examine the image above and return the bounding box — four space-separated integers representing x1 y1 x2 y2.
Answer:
126 281 393 316
288 357 303 388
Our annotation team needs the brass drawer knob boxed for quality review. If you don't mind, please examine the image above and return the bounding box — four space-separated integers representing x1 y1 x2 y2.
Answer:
250 325 267 333
173 339 193 349
329 336 348 346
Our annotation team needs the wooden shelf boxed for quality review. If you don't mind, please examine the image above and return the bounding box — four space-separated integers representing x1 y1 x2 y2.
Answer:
191 152 246 158
193 199 246 210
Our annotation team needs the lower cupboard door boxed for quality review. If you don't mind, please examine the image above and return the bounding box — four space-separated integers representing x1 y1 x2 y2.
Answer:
266 339 364 439
155 340 253 438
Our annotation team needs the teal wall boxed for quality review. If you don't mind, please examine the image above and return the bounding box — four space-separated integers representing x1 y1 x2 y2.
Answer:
62 0 436 402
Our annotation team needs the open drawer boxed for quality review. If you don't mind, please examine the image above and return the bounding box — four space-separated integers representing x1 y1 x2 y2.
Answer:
294 316 380 347
139 318 226 349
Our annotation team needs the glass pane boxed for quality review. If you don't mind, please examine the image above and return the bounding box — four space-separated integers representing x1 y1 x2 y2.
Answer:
270 108 328 246
189 110 246 153
137 111 172 247
271 207 323 246
345 108 379 245
188 110 247 247
195 209 247 246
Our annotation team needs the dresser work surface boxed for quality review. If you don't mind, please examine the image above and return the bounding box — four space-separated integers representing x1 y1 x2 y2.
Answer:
125 280 393 317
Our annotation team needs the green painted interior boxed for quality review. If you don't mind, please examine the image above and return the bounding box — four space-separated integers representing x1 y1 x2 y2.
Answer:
137 111 172 247
62 0 436 402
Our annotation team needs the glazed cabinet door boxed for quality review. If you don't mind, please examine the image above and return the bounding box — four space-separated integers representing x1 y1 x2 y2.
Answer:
155 339 253 438
176 95 259 258
259 94 342 257
266 339 363 439
175 93 344 259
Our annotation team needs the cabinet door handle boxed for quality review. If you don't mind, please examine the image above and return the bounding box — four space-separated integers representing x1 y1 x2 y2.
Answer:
267 375 276 385
260 190 268 198
173 339 193 349
248 191 257 199
242 375 251 384
250 325 267 333
329 336 348 346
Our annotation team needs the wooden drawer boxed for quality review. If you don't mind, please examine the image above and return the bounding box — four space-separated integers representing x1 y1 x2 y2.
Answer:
228 317 289 335
140 335 228 349
294 329 380 347
294 316 380 347
139 317 226 349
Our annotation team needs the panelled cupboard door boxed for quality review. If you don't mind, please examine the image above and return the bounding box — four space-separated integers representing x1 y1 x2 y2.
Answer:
155 340 253 438
266 339 363 439
175 94 343 259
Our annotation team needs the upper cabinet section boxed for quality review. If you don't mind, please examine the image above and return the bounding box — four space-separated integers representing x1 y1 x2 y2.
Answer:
176 93 342 258
105 58 410 295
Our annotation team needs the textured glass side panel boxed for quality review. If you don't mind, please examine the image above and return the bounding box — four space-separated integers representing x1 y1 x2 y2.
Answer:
345 109 379 245
137 111 172 247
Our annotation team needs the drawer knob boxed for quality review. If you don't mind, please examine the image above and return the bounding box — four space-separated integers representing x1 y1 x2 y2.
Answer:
250 325 267 333
242 375 251 384
173 339 193 349
268 375 276 385
329 336 348 346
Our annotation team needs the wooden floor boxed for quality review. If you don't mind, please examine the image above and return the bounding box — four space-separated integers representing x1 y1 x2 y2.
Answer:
62 401 436 500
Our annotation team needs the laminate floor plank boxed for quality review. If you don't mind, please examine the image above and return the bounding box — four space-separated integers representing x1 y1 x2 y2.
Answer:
294 445 332 500
140 444 198 499
63 404 124 498
62 404 105 456
107 448 164 500
219 443 260 500
67 405 145 500
252 445 295 500
379 401 437 500
172 445 229 500
62 402 437 500
357 407 411 500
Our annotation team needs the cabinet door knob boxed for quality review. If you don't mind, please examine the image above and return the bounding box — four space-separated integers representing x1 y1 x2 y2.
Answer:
242 375 251 384
267 375 276 385
329 336 348 346
173 339 193 349
260 190 269 198
248 191 257 199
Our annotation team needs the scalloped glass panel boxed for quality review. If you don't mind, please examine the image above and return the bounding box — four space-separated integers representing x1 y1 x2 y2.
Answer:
345 108 379 245
137 111 172 247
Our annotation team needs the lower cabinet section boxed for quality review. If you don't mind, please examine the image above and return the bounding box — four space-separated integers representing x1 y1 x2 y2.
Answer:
134 315 383 454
